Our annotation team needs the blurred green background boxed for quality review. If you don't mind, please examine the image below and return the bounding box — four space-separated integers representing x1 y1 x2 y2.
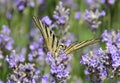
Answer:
0 0 120 82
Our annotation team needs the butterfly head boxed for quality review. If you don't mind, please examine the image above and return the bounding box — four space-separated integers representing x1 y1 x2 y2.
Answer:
54 43 67 57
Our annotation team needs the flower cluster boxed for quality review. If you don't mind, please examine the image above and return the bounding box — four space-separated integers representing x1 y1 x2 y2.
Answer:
7 63 40 83
84 0 111 30
14 0 44 12
0 25 14 51
52 1 75 46
46 51 71 82
41 16 52 26
6 49 25 68
102 30 120 48
84 9 106 30
81 30 120 83
81 48 107 83
0 25 14 67
28 28 46 72
53 1 70 25
6 49 40 83
74 11 81 20
0 0 45 20
28 29 45 62
85 0 115 9
85 0 101 9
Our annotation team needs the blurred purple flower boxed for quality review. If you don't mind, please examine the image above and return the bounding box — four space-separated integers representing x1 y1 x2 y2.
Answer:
2 25 11 35
84 9 106 29
0 25 14 51
101 0 115 5
74 12 81 20
29 42 39 50
14 0 27 12
86 0 94 4
118 81 120 83
6 12 13 20
27 0 35 7
108 0 115 4
0 80 3 83
85 0 101 9
62 0 73 7
0 53 3 59
100 10 106 16
28 28 46 73
37 0 44 5
41 16 52 26
6 50 25 68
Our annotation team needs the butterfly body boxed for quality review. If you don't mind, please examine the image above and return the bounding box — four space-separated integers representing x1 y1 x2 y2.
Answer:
33 16 100 56
54 43 67 57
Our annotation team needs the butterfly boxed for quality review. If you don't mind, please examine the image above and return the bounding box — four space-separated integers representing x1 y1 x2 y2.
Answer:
33 16 100 56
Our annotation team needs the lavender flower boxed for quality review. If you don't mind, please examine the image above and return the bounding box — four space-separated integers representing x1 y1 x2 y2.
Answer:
14 0 27 12
102 30 120 48
0 25 14 77
85 0 101 9
6 12 13 20
53 1 70 25
41 16 52 26
52 1 76 45
6 48 40 83
0 25 14 53
101 30 120 79
7 63 40 83
46 51 71 82
74 12 81 20
101 0 115 5
81 30 120 82
13 0 41 12
28 28 46 73
41 74 50 83
0 53 3 59
0 80 3 83
118 81 120 83
27 0 35 7
61 0 73 7
84 9 106 30
80 48 108 83
0 25 14 51
37 0 44 5
6 49 25 68
28 29 45 61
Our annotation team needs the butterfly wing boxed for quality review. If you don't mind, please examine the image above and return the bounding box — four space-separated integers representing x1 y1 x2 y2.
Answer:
33 16 58 55
33 16 100 56
64 39 100 55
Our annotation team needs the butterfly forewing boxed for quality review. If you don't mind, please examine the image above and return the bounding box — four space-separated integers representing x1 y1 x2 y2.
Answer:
64 39 100 55
33 16 59 55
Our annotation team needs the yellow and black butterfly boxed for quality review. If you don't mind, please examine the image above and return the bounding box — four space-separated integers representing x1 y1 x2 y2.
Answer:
33 16 100 56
